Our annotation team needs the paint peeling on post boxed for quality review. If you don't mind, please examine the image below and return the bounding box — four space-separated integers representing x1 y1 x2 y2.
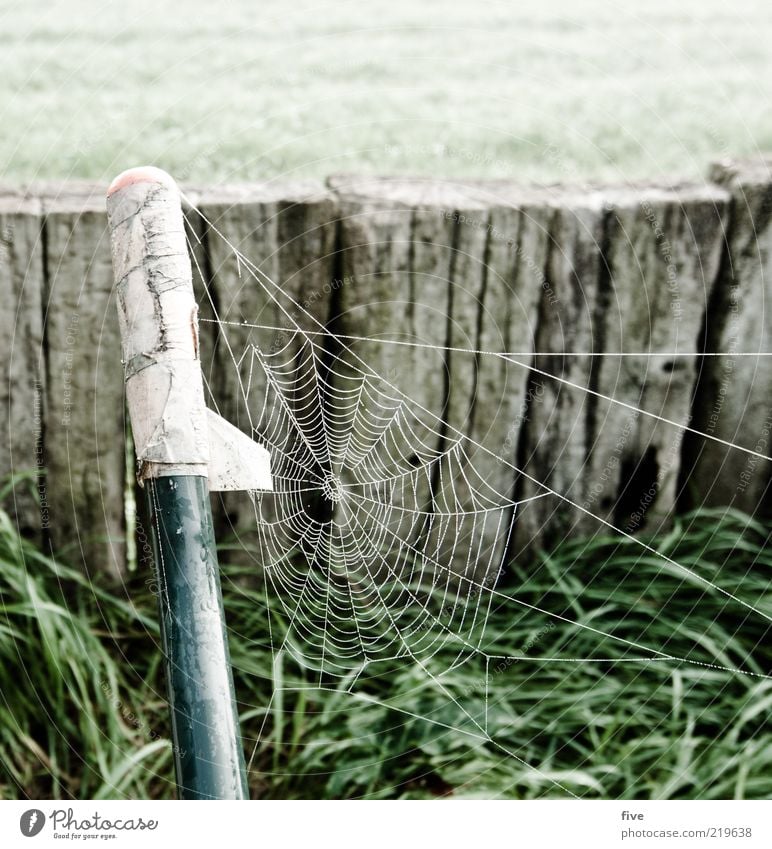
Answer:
106 166 271 800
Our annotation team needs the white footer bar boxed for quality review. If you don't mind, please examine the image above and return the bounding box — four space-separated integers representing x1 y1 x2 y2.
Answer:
3 799 770 848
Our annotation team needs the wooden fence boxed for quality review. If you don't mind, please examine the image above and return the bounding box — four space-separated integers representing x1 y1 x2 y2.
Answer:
0 158 769 580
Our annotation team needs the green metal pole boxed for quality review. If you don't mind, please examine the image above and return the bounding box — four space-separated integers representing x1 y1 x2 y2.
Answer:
107 166 251 800
146 475 248 800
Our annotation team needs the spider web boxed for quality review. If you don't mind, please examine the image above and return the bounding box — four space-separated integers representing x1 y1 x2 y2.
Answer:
224 332 526 673
181 198 772 797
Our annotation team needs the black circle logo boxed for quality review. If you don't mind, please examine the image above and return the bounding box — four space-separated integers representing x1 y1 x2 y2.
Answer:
20 810 46 837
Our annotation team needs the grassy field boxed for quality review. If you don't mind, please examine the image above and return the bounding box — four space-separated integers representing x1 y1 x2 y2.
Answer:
2 0 772 185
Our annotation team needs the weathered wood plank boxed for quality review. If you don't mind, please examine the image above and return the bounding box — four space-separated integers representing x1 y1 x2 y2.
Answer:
0 166 766 583
42 186 127 578
0 192 46 539
331 177 455 583
683 160 772 518
428 190 552 582
330 178 550 587
514 184 728 553
196 182 339 565
596 187 728 534
512 192 608 553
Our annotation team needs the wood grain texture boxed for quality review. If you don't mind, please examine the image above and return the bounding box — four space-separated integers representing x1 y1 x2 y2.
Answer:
596 187 727 534
0 191 46 539
41 185 127 579
513 184 729 553
0 162 767 581
195 182 339 566
330 177 551 582
512 191 609 553
331 177 453 580
682 159 772 518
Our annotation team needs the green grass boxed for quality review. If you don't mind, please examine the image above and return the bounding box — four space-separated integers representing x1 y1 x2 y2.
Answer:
0 500 769 799
0 506 171 799
2 1 772 185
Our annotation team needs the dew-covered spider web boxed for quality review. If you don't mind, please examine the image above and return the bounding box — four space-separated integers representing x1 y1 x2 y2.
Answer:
181 197 772 797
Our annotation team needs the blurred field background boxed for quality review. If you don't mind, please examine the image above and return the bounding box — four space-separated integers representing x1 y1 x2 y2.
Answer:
2 0 772 184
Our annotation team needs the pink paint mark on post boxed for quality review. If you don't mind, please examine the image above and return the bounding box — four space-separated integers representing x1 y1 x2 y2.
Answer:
107 165 178 197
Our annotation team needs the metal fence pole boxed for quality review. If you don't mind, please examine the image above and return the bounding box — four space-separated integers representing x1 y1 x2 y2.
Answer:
106 167 249 800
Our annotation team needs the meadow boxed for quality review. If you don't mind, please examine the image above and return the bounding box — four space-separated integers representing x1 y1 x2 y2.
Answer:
2 1 772 185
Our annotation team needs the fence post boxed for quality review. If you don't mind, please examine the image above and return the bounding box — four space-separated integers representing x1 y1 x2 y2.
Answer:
106 166 249 800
